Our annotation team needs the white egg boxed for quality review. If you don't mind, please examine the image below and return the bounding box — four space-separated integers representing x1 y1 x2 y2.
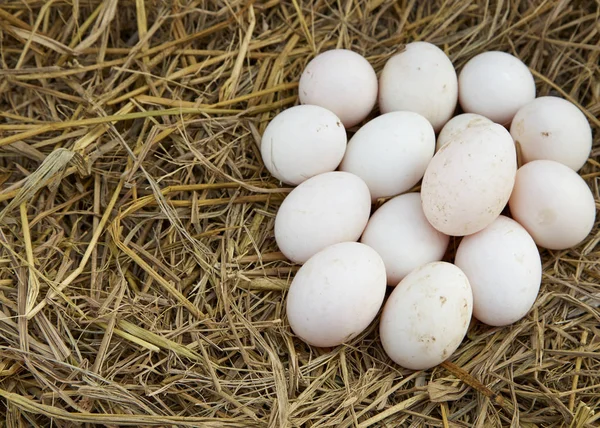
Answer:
379 262 473 370
260 105 347 185
510 96 592 171
286 242 387 347
436 113 492 152
379 42 458 132
360 193 449 285
275 171 371 264
340 111 435 200
455 215 542 327
299 49 378 128
458 51 535 125
422 123 517 236
509 160 596 250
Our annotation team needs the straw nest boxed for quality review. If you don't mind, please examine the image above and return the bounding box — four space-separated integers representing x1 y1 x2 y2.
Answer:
0 1 598 427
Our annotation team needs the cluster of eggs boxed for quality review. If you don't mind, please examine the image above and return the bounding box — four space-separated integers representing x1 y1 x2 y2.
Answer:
260 42 595 370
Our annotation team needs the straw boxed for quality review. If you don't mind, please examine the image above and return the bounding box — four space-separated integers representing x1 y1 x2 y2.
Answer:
0 1 598 426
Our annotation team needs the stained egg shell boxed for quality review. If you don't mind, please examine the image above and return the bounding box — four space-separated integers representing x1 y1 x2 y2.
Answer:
275 171 371 264
510 96 592 171
360 193 449 285
286 242 387 347
455 215 542 327
509 160 596 250
436 113 492 152
379 42 458 132
340 111 435 200
421 123 517 236
260 105 347 186
299 49 378 128
379 262 473 370
458 51 535 125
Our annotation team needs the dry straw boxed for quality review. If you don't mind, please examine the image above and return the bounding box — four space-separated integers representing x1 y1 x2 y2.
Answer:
0 0 599 427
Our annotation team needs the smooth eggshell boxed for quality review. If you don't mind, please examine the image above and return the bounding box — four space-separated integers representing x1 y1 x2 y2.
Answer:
508 160 595 250
360 193 449 285
455 215 541 326
299 49 378 128
340 111 435 200
286 242 387 347
379 42 458 132
510 96 592 171
458 51 535 125
421 123 517 236
275 171 371 264
379 262 473 370
436 113 492 152
260 105 347 185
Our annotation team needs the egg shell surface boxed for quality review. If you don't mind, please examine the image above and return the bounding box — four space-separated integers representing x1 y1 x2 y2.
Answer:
458 51 535 125
379 262 473 370
379 42 458 132
510 96 592 171
340 111 435 200
275 171 371 264
455 215 542 326
260 105 347 185
360 193 449 285
299 49 378 128
421 123 517 236
436 113 492 152
286 242 387 347
508 160 595 250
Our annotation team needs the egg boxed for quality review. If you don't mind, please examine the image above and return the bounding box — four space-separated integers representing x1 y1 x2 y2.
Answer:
510 96 592 171
260 105 347 185
421 123 517 236
454 215 542 327
339 111 435 200
379 42 458 132
275 171 371 264
286 242 387 347
508 160 595 250
299 49 378 128
379 262 473 370
436 113 492 152
360 193 449 285
458 51 536 125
